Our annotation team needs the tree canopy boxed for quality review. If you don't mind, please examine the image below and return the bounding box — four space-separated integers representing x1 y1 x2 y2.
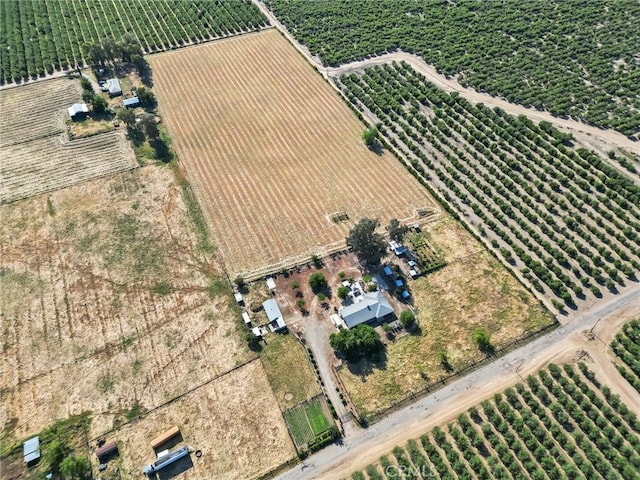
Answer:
347 218 387 265
473 328 493 354
399 310 416 329
362 127 378 147
387 218 409 243
309 272 328 292
329 324 383 362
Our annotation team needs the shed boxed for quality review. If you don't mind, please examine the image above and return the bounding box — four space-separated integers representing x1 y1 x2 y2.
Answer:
330 313 345 328
123 96 140 108
106 78 122 97
150 426 180 450
234 292 243 304
263 299 286 332
266 277 276 291
95 441 118 460
23 437 40 464
383 266 393 276
242 312 251 325
67 103 89 120
251 327 263 337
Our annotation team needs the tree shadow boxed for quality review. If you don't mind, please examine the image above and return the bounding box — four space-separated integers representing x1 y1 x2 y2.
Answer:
345 349 388 378
367 142 384 156
156 454 194 480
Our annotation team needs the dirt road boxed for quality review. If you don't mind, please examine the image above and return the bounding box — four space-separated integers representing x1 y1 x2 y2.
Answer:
254 0 639 161
276 286 640 480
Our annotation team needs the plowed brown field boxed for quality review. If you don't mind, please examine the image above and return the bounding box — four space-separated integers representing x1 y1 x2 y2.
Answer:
149 29 437 278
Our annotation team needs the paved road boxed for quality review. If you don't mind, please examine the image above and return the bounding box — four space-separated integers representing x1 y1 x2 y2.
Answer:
276 286 640 480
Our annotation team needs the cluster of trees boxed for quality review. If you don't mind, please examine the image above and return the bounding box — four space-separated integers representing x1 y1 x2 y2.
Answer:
0 0 268 84
353 362 640 479
116 95 170 162
340 62 640 306
82 34 143 67
329 324 382 362
611 319 640 392
267 0 640 137
79 76 107 114
346 217 410 265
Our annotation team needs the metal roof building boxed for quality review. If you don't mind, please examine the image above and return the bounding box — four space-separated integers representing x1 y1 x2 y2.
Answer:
123 96 140 108
23 436 40 464
339 291 394 329
67 103 89 119
106 78 122 97
263 299 286 332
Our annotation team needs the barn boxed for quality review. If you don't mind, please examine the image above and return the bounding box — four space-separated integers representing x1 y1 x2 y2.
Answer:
123 96 140 108
105 78 122 97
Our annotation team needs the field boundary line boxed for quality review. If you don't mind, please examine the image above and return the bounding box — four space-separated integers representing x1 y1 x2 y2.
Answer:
347 320 560 426
88 356 260 442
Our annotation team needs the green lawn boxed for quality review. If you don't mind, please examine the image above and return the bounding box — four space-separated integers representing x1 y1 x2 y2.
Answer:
283 398 333 448
306 401 330 434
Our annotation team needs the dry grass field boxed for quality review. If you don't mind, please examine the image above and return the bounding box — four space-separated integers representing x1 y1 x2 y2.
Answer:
0 166 256 441
149 29 437 278
339 217 555 417
259 332 321 411
91 360 295 480
0 78 137 203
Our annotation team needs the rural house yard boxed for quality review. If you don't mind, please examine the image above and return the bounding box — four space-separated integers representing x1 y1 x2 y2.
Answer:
149 29 438 279
1 2 639 479
0 78 137 203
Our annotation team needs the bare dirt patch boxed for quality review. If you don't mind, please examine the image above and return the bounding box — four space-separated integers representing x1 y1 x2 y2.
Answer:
0 77 137 203
90 360 296 480
0 166 254 440
149 30 437 278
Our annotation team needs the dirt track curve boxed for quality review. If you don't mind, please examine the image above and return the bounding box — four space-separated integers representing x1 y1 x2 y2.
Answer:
253 0 639 161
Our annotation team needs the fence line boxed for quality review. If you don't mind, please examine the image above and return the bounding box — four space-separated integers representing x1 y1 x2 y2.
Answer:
342 320 559 426
88 356 260 442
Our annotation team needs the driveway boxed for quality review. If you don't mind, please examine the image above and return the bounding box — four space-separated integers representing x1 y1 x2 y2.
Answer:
276 286 640 479
293 310 360 438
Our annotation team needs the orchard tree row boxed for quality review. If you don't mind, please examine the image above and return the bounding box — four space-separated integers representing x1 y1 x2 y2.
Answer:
611 319 640 393
353 363 640 480
339 62 640 309
0 0 267 84
266 0 640 137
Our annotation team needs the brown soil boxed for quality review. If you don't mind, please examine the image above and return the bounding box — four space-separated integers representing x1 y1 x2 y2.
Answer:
0 166 253 440
89 360 296 480
148 30 438 278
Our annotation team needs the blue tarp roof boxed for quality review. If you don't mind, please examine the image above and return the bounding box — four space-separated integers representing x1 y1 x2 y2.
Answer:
395 279 404 287
383 266 392 276
402 290 410 298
